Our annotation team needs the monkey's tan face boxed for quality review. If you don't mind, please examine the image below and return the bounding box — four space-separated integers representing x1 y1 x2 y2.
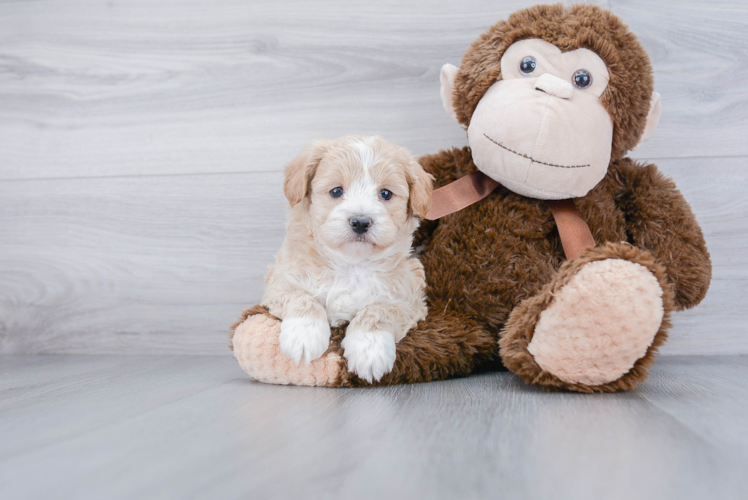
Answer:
466 39 614 199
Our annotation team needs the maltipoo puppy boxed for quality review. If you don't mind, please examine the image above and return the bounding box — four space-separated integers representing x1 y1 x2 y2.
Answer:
262 135 434 382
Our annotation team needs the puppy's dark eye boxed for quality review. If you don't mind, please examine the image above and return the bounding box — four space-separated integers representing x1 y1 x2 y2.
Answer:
330 187 344 198
520 56 537 76
572 69 592 89
379 189 392 201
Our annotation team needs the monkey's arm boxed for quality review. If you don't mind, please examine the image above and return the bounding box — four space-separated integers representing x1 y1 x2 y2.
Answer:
415 146 477 248
613 158 711 310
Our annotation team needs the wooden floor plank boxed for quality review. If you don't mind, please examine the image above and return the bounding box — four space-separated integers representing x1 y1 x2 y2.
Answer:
638 356 748 449
0 355 243 460
0 355 746 500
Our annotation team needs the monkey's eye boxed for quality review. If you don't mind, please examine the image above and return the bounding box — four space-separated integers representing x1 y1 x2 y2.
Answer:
572 69 592 89
379 189 393 201
519 56 537 76
330 187 344 198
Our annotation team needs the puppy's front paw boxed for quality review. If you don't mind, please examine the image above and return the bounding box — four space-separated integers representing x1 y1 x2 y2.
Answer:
341 328 396 383
279 317 331 366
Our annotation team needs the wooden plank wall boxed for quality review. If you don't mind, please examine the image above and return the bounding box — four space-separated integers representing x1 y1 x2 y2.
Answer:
1 0 746 355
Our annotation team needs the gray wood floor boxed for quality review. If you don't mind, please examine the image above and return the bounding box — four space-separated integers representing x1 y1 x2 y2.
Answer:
1 0 747 356
1 354 746 500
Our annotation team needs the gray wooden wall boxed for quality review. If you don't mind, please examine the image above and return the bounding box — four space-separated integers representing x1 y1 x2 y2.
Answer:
1 0 746 355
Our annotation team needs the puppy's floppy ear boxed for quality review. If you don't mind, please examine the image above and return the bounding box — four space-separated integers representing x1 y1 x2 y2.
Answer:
407 159 434 218
283 142 328 206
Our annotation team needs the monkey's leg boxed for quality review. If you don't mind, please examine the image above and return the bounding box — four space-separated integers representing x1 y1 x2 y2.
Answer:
230 306 346 387
353 310 498 386
499 242 674 393
231 306 497 387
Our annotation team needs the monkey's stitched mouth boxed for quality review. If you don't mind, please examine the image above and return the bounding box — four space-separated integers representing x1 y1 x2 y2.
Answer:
483 134 590 169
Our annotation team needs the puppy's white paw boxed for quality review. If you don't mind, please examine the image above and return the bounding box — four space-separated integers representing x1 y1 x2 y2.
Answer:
279 317 331 366
341 328 396 383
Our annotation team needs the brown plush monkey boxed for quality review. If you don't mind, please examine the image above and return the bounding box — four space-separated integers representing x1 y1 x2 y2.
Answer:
231 4 711 393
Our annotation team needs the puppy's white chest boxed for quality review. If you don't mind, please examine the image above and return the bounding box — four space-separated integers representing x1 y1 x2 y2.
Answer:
323 264 386 327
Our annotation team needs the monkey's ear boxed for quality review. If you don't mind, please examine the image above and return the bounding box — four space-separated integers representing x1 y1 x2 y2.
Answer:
283 142 326 206
440 63 459 122
637 92 662 146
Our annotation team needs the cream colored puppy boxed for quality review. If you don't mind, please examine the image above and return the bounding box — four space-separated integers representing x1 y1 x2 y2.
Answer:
262 136 433 382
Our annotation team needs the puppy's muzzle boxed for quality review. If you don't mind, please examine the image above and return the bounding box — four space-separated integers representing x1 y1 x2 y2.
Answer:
349 216 372 234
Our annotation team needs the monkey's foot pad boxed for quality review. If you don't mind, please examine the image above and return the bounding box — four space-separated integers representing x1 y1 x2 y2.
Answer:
500 242 674 393
528 258 665 385
233 313 344 387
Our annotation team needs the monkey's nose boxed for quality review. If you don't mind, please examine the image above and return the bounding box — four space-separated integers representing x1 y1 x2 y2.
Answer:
535 73 574 99
350 216 372 234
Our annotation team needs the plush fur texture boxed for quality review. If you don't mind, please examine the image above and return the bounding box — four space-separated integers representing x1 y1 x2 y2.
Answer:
230 4 711 392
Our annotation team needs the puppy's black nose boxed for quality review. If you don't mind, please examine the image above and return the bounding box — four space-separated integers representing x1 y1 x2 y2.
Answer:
350 216 372 234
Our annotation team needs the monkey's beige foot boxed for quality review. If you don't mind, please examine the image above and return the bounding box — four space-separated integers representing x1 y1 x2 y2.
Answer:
529 258 664 385
231 307 345 387
500 242 675 393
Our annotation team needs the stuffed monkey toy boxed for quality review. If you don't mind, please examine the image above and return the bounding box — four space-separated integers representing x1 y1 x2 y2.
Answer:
231 4 711 393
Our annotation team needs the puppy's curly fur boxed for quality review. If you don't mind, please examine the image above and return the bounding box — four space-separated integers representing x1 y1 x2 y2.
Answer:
260 136 433 382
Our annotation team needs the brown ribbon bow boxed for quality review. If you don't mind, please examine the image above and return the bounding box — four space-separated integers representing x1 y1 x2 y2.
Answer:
424 170 595 261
